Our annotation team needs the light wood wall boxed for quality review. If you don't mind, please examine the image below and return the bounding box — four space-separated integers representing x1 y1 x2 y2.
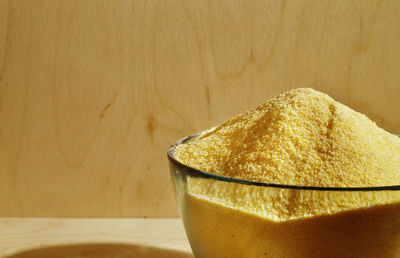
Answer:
0 0 399 217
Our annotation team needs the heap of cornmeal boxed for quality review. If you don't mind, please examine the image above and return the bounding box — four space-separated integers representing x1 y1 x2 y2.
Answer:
175 88 400 220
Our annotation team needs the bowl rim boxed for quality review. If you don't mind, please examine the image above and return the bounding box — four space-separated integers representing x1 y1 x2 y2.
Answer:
168 133 400 192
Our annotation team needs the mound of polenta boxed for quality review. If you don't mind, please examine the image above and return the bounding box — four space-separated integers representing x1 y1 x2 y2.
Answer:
175 88 400 187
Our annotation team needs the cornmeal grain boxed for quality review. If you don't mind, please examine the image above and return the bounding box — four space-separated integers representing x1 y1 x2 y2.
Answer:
174 88 400 257
175 88 400 187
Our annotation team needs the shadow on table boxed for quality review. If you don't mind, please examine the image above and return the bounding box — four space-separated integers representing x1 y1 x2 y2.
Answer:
6 243 194 258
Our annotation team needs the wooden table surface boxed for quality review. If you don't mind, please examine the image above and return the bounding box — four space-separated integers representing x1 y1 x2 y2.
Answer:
0 218 193 258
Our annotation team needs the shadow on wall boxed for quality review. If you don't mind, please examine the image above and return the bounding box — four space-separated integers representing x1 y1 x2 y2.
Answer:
6 243 194 258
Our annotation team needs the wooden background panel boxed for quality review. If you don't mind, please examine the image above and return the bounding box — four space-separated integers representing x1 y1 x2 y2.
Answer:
0 0 399 217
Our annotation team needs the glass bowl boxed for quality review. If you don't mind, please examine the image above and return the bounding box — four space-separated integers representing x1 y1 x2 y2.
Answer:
168 134 400 258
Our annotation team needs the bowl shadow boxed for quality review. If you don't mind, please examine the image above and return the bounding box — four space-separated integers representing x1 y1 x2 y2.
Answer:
5 243 194 258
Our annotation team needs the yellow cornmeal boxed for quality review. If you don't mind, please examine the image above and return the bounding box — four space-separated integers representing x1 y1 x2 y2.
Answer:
174 88 400 257
175 88 400 187
185 178 398 221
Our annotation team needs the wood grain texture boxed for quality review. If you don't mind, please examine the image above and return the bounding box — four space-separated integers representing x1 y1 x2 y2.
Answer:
0 218 192 257
0 0 399 217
